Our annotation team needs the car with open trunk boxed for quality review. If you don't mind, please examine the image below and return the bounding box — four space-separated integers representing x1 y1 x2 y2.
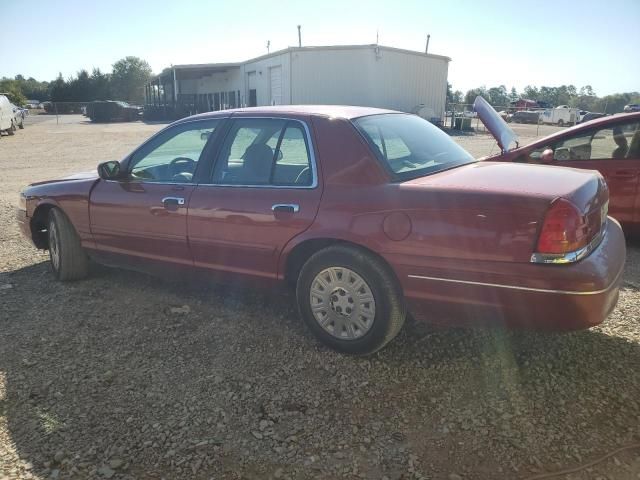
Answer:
476 96 640 236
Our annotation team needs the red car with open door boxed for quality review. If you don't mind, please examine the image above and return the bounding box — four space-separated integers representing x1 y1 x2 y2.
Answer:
476 97 640 235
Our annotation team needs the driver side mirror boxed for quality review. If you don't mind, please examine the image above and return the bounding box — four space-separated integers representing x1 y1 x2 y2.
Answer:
540 148 555 164
98 160 123 180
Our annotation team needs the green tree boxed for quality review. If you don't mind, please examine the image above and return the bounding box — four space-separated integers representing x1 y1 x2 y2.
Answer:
464 86 489 106
110 56 152 104
0 79 27 105
49 73 70 102
487 85 509 107
523 85 539 100
90 68 112 100
446 82 463 105
509 87 519 102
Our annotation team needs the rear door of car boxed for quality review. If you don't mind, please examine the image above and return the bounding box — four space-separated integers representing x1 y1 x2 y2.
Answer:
529 119 640 225
187 115 322 283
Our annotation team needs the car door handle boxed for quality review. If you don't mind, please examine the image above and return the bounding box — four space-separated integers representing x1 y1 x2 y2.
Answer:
272 204 299 213
162 196 185 207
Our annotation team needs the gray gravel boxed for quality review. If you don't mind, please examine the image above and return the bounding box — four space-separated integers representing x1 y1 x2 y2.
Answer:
1 116 639 479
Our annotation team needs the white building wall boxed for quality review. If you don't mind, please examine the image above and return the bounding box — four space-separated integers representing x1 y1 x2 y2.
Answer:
172 46 449 116
290 46 449 118
240 52 291 106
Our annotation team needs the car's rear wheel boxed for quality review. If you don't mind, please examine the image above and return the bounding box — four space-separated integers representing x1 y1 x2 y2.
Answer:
296 245 406 355
557 119 564 127
7 121 15 135
18 119 24 129
48 208 89 281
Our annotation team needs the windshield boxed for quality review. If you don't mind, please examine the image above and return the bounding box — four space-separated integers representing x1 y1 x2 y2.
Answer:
354 113 475 180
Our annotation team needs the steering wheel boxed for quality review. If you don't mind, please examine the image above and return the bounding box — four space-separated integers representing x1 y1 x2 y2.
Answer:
169 157 196 178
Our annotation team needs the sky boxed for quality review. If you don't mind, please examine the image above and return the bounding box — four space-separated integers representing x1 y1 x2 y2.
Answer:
2 0 639 96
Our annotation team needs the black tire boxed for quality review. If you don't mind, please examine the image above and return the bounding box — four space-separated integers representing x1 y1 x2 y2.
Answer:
557 119 564 127
7 122 15 135
48 208 89 281
18 120 24 129
296 245 406 355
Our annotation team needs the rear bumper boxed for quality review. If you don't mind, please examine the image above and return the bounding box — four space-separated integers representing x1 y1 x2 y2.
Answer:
393 219 626 330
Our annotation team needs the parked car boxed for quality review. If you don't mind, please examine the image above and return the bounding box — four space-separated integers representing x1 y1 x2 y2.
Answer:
17 105 625 354
24 100 41 109
86 100 142 122
578 112 607 124
475 96 640 235
624 104 640 113
508 110 540 124
12 104 26 129
0 94 17 136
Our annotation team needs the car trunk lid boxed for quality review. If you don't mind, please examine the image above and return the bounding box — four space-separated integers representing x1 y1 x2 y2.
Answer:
405 161 609 239
473 96 519 153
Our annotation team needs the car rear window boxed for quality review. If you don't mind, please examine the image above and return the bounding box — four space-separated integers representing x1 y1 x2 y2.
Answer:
353 114 475 180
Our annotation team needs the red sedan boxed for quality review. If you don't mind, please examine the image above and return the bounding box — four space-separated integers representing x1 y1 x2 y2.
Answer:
476 97 640 235
17 105 625 354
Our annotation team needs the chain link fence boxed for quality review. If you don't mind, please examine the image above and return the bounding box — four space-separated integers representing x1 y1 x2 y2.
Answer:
443 102 581 135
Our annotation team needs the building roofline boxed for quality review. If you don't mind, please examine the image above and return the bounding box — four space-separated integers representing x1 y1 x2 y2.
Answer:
153 43 451 79
245 44 451 63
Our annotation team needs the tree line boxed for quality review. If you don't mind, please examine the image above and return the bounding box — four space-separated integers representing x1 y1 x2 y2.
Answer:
447 83 640 114
0 56 152 106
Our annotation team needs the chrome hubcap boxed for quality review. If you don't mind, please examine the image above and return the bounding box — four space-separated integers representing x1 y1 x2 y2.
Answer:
49 222 60 270
309 267 376 340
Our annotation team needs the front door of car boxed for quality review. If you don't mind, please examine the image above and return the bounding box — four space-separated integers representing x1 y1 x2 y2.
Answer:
532 120 640 225
187 117 322 283
89 119 221 266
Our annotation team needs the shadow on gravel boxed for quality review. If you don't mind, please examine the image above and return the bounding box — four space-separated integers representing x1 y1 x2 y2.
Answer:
1 260 639 479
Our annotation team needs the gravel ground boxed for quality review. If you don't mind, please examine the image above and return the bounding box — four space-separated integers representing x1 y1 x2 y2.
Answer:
1 116 639 480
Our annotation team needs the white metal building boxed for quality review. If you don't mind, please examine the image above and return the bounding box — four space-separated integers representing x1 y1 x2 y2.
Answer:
145 44 450 120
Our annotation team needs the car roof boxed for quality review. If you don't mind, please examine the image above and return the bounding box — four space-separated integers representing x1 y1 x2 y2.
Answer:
185 105 401 121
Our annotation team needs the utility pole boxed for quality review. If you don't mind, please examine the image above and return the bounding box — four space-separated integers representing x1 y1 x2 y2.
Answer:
425 34 430 54
297 25 302 47
266 40 270 53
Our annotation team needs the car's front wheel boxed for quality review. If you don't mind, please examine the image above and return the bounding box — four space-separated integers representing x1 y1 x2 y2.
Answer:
7 121 15 135
48 208 89 281
296 245 406 355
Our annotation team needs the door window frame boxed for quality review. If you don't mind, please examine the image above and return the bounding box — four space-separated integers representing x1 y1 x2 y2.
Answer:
529 119 640 163
203 116 319 189
116 117 228 185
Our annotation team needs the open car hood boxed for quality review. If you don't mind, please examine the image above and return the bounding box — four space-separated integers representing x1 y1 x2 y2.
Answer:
473 96 519 153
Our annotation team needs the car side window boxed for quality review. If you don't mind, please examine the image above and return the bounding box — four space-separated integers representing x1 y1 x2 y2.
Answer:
272 125 313 186
534 122 640 162
128 120 219 183
212 118 313 186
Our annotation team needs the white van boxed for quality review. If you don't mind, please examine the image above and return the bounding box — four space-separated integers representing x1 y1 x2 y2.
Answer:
0 94 17 136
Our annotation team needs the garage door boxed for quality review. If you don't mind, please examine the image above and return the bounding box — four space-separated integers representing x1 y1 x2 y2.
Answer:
269 66 282 106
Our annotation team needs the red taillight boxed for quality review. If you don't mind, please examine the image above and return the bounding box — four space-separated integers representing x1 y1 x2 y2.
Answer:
536 199 589 254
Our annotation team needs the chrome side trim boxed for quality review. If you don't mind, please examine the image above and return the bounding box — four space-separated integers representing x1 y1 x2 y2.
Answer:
530 223 606 264
407 265 624 296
